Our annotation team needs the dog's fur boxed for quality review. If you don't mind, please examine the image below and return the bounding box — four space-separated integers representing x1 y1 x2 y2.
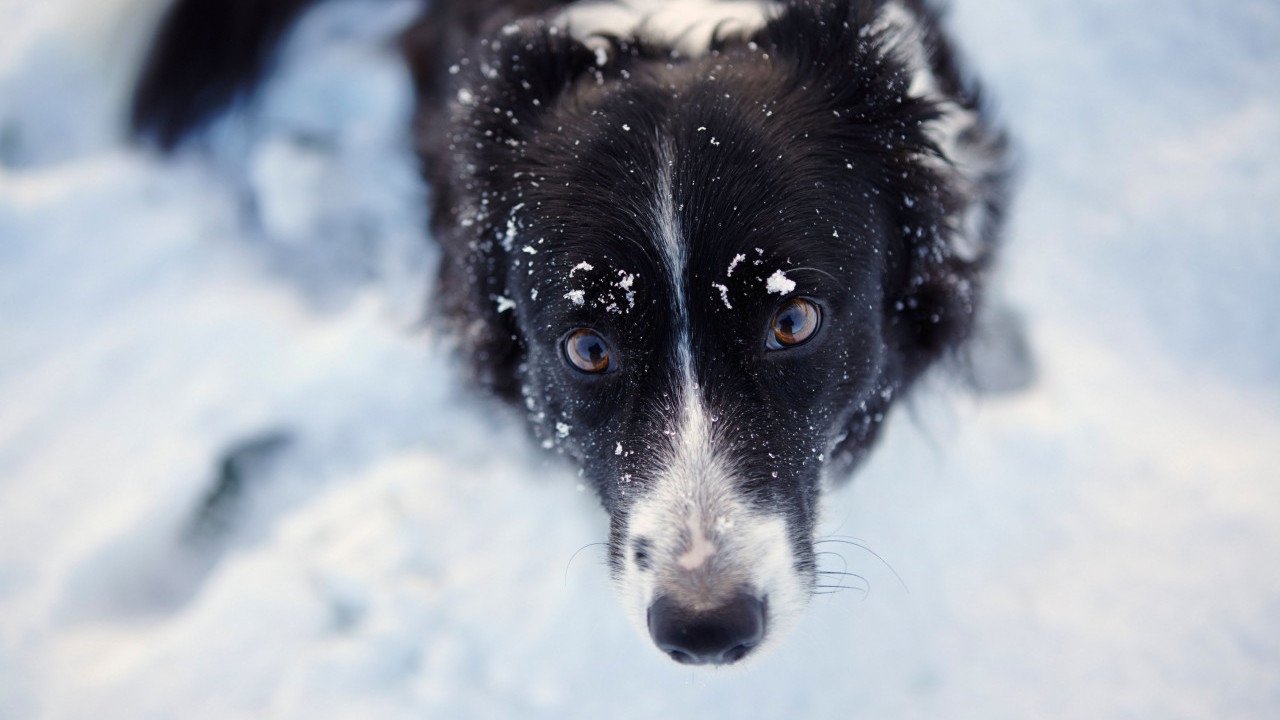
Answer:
133 0 1010 664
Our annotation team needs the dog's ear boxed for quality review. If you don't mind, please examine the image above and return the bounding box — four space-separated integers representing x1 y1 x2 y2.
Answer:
756 0 1011 382
426 23 601 400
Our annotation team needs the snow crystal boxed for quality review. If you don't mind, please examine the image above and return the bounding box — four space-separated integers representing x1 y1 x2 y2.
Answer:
766 270 796 295
556 422 572 438
494 295 516 313
569 261 594 277
727 253 746 276
712 282 733 309
617 271 637 308
501 203 524 251
564 289 585 306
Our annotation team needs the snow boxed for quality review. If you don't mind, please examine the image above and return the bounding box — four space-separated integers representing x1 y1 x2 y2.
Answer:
766 269 796 295
712 282 733 309
616 270 637 309
500 207 520 251
1 0 1279 719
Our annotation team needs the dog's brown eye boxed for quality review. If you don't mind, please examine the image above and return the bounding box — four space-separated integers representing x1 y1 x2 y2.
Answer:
768 298 822 350
564 329 612 373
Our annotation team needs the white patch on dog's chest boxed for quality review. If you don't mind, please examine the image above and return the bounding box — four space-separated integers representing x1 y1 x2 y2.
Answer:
555 0 780 58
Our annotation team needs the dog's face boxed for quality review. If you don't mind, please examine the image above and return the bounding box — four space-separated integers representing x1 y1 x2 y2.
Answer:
432 1 1006 664
507 94 895 660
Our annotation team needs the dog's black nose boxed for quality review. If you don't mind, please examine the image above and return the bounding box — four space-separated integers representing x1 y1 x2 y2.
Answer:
647 592 765 665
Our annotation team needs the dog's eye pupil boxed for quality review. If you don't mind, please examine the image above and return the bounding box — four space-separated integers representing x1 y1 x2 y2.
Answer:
565 329 612 373
768 298 821 349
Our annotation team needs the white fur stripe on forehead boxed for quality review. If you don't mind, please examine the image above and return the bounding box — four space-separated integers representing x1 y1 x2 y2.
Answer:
555 0 781 58
655 139 686 325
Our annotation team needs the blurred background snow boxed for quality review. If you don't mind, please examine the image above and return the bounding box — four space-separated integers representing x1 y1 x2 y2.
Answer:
1 0 1278 718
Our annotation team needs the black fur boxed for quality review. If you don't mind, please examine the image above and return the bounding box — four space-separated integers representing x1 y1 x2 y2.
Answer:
132 0 327 149
417 1 1007 477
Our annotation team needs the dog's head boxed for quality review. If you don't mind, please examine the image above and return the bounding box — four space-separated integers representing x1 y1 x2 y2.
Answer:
429 0 1008 664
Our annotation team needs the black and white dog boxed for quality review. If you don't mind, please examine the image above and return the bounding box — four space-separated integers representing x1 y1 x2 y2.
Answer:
134 0 1010 665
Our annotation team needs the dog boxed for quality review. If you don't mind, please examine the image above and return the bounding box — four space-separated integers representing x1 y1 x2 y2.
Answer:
133 0 1010 665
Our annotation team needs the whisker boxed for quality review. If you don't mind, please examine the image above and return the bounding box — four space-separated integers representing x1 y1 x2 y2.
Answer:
815 536 909 593
814 550 850 577
812 582 870 598
820 579 870 592
816 570 870 591
564 542 608 586
787 266 839 281
813 545 872 599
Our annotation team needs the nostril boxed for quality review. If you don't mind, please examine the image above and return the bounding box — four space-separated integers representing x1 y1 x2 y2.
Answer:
647 591 766 666
667 649 695 665
722 643 752 664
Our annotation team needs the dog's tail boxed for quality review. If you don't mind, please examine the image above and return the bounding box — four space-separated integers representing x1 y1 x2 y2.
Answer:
130 0 327 149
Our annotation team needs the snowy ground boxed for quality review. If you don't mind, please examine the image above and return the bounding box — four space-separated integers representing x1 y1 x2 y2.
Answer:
1 0 1278 718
